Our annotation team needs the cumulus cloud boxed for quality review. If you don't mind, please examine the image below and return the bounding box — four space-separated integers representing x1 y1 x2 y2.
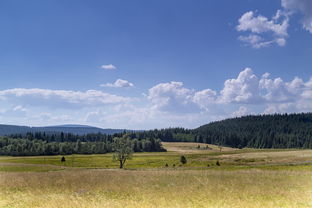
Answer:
282 0 312 33
146 68 312 116
218 67 312 109
147 81 217 113
101 64 117 70
219 68 261 103
259 76 305 102
237 0 312 48
147 81 220 114
147 81 195 112
1 68 312 129
101 79 134 88
192 89 217 110
232 106 249 117
237 10 289 48
0 88 130 108
237 10 289 35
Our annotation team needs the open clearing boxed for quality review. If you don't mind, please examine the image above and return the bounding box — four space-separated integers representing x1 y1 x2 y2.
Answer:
1 142 312 208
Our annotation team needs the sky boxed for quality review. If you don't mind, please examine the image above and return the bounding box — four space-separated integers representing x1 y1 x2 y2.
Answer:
0 0 312 129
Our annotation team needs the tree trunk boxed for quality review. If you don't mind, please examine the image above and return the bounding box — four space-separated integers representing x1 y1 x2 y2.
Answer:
119 160 123 169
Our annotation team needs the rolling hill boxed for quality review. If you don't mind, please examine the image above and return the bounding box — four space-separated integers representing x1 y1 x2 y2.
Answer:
0 124 129 136
193 113 312 148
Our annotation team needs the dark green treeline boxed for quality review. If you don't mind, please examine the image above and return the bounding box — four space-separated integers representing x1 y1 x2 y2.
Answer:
1 113 312 156
0 132 165 156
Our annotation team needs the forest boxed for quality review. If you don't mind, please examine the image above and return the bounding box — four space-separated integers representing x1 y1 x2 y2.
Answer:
193 113 312 149
1 113 312 156
129 113 312 149
0 132 165 156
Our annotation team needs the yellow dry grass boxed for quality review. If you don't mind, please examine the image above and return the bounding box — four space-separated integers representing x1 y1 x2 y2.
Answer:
162 142 236 153
1 168 312 208
1 143 312 208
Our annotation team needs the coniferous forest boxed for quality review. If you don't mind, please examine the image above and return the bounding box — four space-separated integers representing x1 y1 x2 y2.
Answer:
0 132 165 156
1 113 312 156
134 113 312 149
193 113 312 149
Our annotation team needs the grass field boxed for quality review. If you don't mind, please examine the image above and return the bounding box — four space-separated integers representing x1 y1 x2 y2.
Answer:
1 142 312 208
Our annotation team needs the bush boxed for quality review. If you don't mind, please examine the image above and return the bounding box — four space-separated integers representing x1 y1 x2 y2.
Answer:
180 155 187 164
216 160 220 166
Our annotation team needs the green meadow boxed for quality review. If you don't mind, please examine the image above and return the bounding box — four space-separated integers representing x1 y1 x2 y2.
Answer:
1 142 312 208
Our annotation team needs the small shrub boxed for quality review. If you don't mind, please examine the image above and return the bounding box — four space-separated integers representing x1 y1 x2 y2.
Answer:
180 155 187 165
173 164 176 167
61 156 66 162
216 160 220 166
165 163 168 167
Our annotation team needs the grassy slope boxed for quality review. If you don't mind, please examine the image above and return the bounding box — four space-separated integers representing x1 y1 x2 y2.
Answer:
0 142 312 208
1 142 311 170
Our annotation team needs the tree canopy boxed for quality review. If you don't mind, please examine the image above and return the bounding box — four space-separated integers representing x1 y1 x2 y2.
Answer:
112 135 133 168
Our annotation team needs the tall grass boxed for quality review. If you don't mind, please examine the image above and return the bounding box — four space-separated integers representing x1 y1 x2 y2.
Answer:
1 169 311 208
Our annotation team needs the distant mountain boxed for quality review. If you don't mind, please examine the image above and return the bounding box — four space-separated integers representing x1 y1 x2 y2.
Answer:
0 124 131 136
48 124 94 128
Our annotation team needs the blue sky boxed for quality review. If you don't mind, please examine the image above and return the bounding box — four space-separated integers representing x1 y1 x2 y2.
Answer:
0 0 312 129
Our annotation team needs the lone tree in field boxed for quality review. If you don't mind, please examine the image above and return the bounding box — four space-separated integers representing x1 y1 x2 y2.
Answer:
112 135 133 169
61 156 66 162
180 155 187 165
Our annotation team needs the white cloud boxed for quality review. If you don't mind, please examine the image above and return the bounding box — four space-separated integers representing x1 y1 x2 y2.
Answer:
237 11 289 35
259 75 305 102
147 81 194 112
0 105 28 117
1 68 312 129
101 64 117 70
238 35 273 48
146 68 312 117
147 81 220 114
35 112 72 122
13 105 27 113
147 81 216 113
85 110 107 123
101 79 134 88
282 0 312 33
232 106 249 117
219 68 261 103
237 10 289 48
0 88 130 108
218 68 312 110
237 0 312 48
192 89 217 110
263 103 296 114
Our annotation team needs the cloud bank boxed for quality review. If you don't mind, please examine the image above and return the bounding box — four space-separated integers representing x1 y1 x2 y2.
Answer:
0 88 130 108
0 68 311 128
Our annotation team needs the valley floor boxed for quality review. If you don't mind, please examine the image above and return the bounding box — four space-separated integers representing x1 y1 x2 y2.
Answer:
0 142 312 208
